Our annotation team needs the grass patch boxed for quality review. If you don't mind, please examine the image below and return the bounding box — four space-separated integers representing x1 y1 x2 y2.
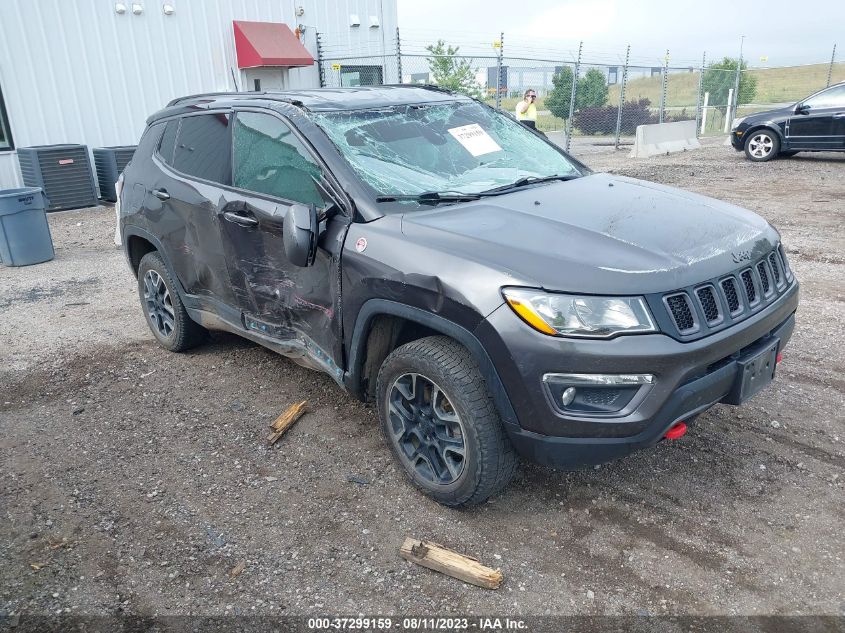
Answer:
608 63 845 107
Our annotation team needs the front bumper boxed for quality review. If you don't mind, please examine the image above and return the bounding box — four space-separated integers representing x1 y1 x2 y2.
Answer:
730 130 745 150
474 282 799 468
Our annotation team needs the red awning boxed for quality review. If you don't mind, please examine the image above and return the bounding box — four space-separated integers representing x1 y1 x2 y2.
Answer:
233 20 314 69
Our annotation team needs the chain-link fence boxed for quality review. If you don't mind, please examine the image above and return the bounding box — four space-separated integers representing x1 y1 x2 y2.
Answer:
317 30 841 150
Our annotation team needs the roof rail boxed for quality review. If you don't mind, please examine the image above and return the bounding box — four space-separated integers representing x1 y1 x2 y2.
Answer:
381 83 460 96
166 91 262 107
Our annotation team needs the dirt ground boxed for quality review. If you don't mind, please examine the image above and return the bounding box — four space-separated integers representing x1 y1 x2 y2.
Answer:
1 141 843 619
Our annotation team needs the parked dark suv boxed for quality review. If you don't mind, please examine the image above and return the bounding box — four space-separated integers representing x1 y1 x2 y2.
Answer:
120 86 799 506
731 81 845 161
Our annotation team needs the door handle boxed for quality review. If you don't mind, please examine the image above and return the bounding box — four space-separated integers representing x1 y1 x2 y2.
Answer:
152 188 170 200
223 210 259 228
833 113 845 118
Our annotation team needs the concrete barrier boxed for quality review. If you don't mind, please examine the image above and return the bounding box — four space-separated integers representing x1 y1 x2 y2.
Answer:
630 120 701 158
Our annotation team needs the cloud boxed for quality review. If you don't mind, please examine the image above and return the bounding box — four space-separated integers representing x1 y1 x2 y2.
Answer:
517 1 619 40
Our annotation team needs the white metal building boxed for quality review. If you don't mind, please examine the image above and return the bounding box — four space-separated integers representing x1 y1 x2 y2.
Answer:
0 0 398 189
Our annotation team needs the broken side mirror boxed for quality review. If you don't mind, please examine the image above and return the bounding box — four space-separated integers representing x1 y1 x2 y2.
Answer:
283 203 318 267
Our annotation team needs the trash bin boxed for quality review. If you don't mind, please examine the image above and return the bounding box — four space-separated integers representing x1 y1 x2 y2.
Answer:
0 187 55 266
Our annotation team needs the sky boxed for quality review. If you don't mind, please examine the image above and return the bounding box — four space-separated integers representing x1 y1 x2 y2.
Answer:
396 0 842 68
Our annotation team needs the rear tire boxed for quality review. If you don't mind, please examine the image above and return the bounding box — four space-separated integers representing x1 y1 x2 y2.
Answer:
744 129 780 162
376 336 518 507
137 251 206 352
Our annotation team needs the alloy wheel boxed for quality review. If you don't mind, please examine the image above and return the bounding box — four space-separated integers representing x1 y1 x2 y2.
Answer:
387 373 467 485
143 269 175 338
748 133 774 159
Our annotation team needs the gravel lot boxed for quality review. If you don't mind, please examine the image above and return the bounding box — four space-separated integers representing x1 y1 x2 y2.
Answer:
1 142 843 619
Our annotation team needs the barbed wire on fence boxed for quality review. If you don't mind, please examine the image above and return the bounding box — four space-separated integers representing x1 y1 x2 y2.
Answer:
316 30 840 147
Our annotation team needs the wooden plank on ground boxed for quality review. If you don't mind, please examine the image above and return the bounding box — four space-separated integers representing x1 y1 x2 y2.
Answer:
399 537 503 589
266 400 307 445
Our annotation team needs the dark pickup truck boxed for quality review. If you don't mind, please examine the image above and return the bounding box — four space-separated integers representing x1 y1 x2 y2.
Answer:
119 86 799 506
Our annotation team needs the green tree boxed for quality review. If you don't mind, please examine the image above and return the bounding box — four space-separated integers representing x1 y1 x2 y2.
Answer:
577 68 609 108
425 40 482 99
545 66 609 118
702 57 757 106
545 66 574 119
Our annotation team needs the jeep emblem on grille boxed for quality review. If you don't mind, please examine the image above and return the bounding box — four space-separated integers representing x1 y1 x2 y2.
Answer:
732 250 752 263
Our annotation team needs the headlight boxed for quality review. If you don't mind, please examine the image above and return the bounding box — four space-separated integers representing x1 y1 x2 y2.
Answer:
502 288 657 338
730 116 746 131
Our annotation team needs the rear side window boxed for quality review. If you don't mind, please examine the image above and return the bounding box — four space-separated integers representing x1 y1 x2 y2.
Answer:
232 111 327 207
172 113 232 185
157 120 179 164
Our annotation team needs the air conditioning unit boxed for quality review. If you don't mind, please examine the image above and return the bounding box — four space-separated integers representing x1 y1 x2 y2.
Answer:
93 146 137 202
17 144 98 211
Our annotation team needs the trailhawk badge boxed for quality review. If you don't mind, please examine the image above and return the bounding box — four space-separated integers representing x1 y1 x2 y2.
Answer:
355 237 368 252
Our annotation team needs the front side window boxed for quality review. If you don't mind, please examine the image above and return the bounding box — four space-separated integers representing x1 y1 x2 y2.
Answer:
232 111 327 207
172 113 232 185
0 82 13 150
313 100 583 202
803 84 845 109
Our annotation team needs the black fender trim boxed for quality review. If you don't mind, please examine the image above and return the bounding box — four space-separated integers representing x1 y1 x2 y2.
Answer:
745 122 785 144
344 299 519 428
122 226 188 297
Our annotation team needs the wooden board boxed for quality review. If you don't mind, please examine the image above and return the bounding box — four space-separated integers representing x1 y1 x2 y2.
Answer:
266 400 307 445
399 537 503 589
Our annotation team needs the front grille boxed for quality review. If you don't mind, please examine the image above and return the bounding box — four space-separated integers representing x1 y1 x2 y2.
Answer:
657 245 794 339
778 244 793 280
696 286 721 323
720 277 741 314
757 261 771 295
741 269 757 304
768 252 782 287
665 293 696 332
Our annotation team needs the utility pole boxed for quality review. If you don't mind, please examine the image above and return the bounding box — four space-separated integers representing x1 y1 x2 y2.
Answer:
827 43 837 87
565 41 583 153
614 45 630 149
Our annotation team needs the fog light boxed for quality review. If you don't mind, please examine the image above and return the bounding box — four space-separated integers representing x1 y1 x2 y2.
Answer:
561 387 576 407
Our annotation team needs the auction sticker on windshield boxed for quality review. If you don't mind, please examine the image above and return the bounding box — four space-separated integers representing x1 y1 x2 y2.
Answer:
447 123 502 157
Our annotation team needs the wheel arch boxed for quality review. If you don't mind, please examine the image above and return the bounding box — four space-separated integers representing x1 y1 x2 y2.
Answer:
123 227 187 295
344 299 519 428
743 123 785 145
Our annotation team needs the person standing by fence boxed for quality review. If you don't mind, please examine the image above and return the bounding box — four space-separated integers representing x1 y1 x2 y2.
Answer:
515 89 538 129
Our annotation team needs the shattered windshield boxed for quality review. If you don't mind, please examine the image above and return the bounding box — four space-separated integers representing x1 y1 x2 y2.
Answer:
312 101 583 201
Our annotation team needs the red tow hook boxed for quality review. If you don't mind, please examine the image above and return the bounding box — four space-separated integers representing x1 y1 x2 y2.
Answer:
664 421 687 440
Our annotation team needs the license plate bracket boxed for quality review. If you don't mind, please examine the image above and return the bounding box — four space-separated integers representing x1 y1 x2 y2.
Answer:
723 338 779 405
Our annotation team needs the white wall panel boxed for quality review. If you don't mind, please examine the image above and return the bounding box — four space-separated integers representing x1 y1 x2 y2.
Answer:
0 0 397 189
0 154 22 188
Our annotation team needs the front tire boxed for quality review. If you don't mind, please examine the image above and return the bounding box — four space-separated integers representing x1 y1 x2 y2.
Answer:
376 336 518 507
137 251 206 352
744 129 780 162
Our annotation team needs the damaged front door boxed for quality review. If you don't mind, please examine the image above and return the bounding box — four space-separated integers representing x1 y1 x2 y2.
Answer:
219 109 343 376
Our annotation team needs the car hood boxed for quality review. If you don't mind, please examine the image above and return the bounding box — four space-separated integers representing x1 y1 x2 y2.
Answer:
739 105 793 127
399 173 779 295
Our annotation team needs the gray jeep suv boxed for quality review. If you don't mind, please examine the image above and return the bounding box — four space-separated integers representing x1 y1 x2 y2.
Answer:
119 86 799 506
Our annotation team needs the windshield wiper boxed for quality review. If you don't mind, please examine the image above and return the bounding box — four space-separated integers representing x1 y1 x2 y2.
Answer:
376 191 483 204
479 174 578 194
